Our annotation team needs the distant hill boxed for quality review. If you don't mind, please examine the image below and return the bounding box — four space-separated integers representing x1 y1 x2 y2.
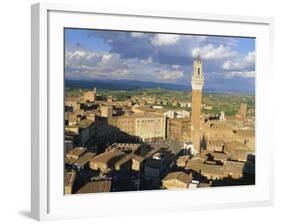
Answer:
65 79 254 95
65 79 188 91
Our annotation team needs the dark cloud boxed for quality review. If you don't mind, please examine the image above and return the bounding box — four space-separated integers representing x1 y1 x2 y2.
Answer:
89 30 195 65
65 30 255 92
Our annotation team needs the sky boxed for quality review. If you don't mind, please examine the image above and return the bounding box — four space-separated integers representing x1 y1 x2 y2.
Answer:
64 28 255 93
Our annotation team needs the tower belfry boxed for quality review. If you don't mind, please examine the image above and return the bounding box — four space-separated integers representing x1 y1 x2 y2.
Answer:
191 57 204 151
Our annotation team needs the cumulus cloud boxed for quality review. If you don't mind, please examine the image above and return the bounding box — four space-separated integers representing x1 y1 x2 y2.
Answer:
222 51 255 70
65 29 255 91
139 57 154 65
131 32 146 38
65 47 186 84
172 65 181 69
159 70 184 80
89 30 240 67
100 54 113 64
222 60 240 70
192 44 237 60
65 49 131 80
244 51 255 64
221 51 255 79
225 71 255 78
151 34 181 46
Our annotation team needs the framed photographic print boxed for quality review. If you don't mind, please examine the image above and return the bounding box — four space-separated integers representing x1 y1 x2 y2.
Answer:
31 2 274 221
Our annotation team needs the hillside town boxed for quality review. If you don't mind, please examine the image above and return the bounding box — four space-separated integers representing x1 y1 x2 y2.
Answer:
64 58 255 194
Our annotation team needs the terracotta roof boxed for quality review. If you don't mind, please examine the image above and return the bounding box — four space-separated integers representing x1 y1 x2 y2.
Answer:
65 157 77 165
162 171 192 185
74 152 96 166
76 181 112 194
132 154 145 162
222 161 244 175
200 164 224 176
177 156 189 163
223 160 255 175
186 159 224 176
66 96 80 101
208 152 229 161
225 150 251 161
191 154 208 162
64 171 76 186
115 154 133 168
67 147 86 157
90 149 125 165
185 159 204 172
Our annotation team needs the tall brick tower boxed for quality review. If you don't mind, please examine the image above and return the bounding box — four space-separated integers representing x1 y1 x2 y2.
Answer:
191 57 204 151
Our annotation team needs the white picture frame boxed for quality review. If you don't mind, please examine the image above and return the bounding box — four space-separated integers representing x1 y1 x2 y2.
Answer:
31 2 275 221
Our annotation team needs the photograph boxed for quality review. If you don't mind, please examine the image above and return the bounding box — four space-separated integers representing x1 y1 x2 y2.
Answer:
63 28 256 194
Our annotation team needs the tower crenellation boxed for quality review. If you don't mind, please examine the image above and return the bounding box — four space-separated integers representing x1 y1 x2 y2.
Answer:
191 58 204 90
